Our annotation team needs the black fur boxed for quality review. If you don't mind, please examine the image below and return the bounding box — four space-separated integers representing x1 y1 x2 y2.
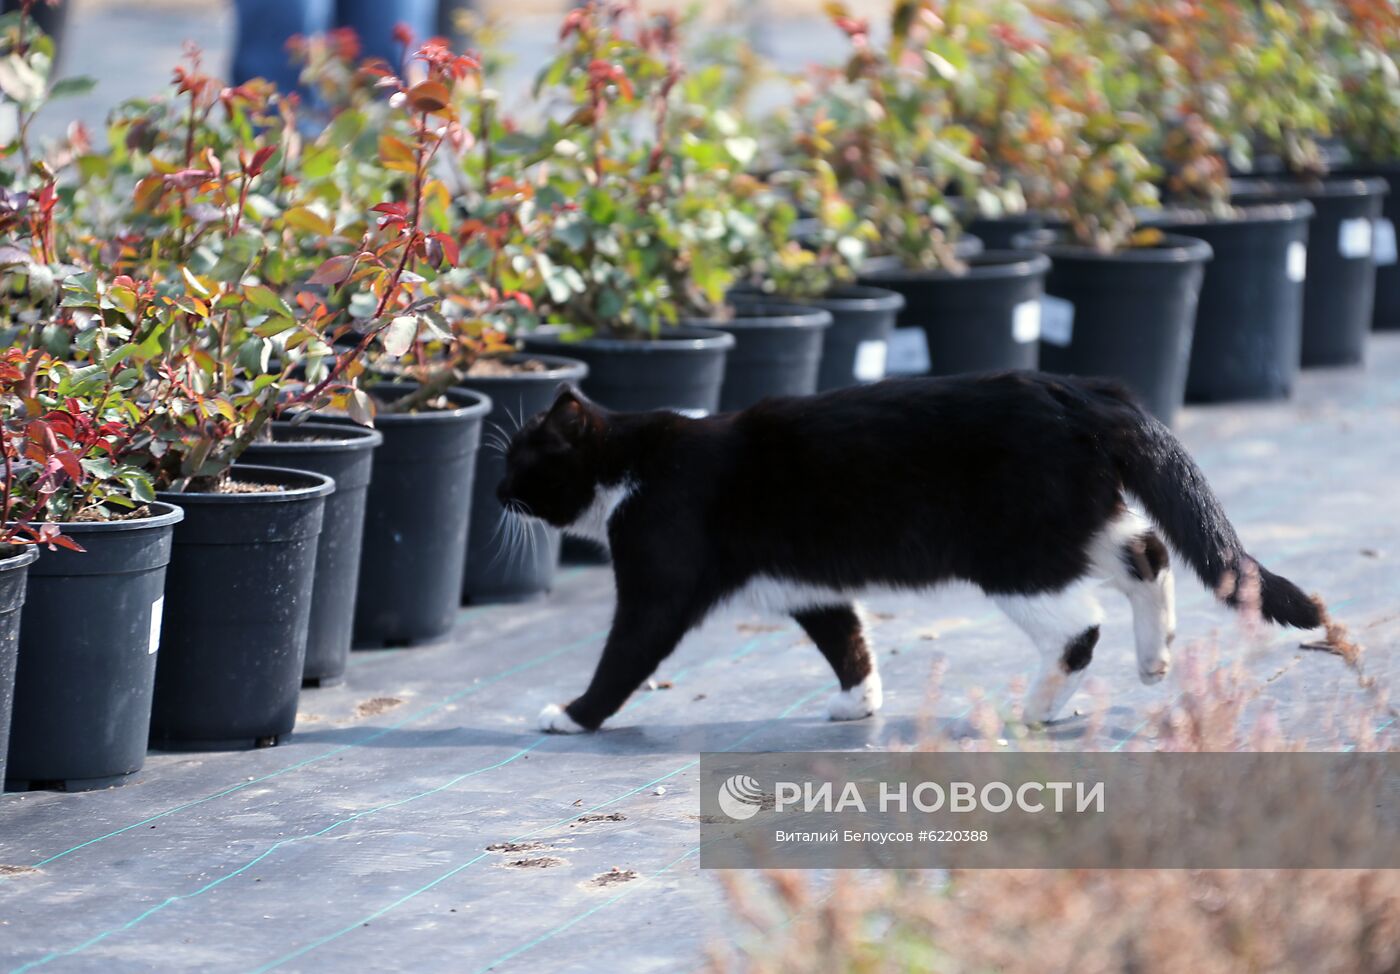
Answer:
500 371 1322 731
1062 626 1101 673
1123 533 1170 582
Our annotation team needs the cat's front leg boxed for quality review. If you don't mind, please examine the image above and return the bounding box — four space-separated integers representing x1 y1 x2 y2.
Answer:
539 601 692 733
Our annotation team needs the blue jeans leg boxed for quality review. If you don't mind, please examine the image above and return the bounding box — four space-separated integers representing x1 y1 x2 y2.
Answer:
335 0 438 72
231 0 332 90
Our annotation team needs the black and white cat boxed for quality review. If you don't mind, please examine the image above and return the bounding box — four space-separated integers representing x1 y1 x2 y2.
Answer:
497 371 1322 733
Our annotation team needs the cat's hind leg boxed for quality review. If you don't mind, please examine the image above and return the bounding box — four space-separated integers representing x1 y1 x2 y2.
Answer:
994 587 1104 724
1089 509 1176 685
792 604 882 721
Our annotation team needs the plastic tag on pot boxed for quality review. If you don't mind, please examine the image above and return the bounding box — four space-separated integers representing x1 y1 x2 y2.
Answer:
1375 219 1398 267
669 407 710 419
1039 296 1075 347
149 595 164 654
1287 241 1308 282
887 328 930 374
1012 300 1041 343
1339 218 1374 259
853 340 888 381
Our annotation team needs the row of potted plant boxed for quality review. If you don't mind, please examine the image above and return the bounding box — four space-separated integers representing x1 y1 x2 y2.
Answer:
3 0 1400 791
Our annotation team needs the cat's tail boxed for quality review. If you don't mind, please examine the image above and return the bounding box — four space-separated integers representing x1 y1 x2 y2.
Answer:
1111 405 1323 630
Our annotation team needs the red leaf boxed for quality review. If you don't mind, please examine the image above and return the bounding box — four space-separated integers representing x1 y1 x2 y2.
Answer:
308 255 356 286
246 145 277 176
430 232 460 266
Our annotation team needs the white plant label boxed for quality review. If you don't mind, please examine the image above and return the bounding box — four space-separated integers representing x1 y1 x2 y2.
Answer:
1374 218 1398 267
1286 241 1308 283
148 596 164 655
853 339 888 381
1039 296 1075 347
1012 299 1041 343
1339 217 1373 259
671 407 709 419
887 328 930 375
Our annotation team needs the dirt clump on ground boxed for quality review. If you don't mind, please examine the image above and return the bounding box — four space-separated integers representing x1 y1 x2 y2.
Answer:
354 696 404 718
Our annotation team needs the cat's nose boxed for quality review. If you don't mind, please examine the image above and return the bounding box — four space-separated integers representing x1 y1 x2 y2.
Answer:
495 478 511 506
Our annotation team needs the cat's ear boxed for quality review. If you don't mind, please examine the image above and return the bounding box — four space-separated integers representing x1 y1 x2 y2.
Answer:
544 383 596 442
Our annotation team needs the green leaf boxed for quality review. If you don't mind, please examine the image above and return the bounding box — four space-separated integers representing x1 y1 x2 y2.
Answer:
48 75 97 99
244 284 295 319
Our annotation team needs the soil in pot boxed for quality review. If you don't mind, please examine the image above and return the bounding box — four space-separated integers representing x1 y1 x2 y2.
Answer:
1017 232 1213 425
1151 202 1313 402
1231 177 1388 367
456 353 588 603
240 422 383 687
1335 163 1400 331
325 383 491 645
728 285 906 392
150 466 333 751
858 250 1051 376
521 326 735 414
683 305 833 411
5 503 184 791
0 546 39 787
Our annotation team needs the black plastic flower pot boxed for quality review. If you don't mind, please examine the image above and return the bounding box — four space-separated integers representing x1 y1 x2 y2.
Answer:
728 285 906 391
1335 162 1400 330
1017 232 1213 425
1149 202 1313 403
683 305 833 411
5 504 184 791
327 384 491 646
521 326 734 414
857 250 1051 376
1231 177 1388 367
964 211 1064 251
0 546 39 788
455 354 589 603
150 466 332 751
239 423 383 686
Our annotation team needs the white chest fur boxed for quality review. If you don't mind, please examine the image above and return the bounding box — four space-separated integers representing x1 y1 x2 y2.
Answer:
562 481 635 545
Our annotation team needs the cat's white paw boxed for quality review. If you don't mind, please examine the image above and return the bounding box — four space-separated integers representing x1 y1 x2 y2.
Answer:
827 672 883 721
1138 654 1171 685
539 703 587 734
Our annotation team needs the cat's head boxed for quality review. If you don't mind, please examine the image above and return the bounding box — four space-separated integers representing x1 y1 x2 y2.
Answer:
497 384 606 526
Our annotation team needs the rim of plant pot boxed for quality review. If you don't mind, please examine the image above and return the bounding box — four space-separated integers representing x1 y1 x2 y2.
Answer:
1335 160 1400 178
523 324 737 354
1230 176 1390 202
1014 231 1214 266
156 464 335 504
684 304 834 331
859 249 1052 283
1150 200 1316 228
859 236 985 277
364 382 493 427
21 501 186 536
461 352 589 385
728 283 907 314
0 545 40 572
250 421 385 453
